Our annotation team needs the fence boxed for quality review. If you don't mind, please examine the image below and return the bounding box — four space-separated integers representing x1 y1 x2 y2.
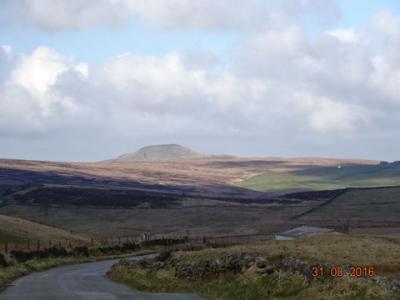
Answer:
0 232 273 254
0 235 141 253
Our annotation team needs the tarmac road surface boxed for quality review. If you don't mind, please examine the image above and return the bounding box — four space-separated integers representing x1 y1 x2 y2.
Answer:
0 255 206 300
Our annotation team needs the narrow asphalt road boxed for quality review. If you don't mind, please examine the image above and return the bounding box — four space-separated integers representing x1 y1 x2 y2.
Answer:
0 255 206 300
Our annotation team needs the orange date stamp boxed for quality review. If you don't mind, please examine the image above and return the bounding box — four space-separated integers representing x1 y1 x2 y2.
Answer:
311 265 376 278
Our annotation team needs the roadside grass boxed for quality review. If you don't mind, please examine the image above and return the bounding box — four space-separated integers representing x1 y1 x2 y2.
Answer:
108 234 400 300
108 265 396 300
173 234 400 277
0 249 153 291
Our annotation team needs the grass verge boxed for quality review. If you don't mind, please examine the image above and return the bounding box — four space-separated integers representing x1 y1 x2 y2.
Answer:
108 235 400 300
108 265 398 300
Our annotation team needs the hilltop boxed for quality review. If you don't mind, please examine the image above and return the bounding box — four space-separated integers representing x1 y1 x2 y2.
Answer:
109 144 204 162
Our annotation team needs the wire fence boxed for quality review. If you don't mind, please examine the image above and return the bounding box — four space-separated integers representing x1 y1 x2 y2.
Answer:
0 232 274 254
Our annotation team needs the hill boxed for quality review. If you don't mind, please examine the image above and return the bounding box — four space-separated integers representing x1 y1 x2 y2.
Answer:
0 155 399 237
0 214 87 243
110 144 203 162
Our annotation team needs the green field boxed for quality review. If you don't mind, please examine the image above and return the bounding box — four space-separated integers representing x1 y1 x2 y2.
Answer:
240 163 400 193
297 186 400 226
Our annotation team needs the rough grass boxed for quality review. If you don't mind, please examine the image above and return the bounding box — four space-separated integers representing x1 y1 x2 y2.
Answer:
173 234 400 277
109 263 397 300
0 214 87 244
108 234 400 299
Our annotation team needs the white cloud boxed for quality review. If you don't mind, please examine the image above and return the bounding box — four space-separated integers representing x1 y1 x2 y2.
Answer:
1 4 400 160
11 47 69 95
1 27 397 141
372 10 400 36
307 96 368 132
326 28 359 43
0 47 86 131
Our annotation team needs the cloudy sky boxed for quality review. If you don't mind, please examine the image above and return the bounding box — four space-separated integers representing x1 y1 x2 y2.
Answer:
0 0 400 161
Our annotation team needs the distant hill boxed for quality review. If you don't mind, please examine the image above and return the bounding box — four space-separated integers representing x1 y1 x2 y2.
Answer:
110 144 204 162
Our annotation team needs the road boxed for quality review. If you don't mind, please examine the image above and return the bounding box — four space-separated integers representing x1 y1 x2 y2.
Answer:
0 255 206 300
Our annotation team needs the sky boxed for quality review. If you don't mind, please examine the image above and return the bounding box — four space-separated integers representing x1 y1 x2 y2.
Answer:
0 0 400 162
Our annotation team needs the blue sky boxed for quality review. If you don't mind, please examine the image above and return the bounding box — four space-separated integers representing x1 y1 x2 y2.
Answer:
1 0 398 62
338 0 400 26
0 0 400 161
0 21 239 63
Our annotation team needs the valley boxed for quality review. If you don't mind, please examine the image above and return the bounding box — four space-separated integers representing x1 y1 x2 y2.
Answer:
0 145 399 239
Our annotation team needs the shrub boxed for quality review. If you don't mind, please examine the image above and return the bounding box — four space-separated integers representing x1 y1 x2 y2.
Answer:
9 250 30 263
73 246 89 257
0 253 8 267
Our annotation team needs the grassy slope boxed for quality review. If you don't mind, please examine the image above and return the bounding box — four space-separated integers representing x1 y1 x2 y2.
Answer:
108 234 400 300
297 186 400 225
2 186 399 238
0 214 87 243
0 203 311 238
240 164 400 193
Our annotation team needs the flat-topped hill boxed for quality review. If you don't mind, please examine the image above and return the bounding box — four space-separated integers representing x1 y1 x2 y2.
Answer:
110 144 203 162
